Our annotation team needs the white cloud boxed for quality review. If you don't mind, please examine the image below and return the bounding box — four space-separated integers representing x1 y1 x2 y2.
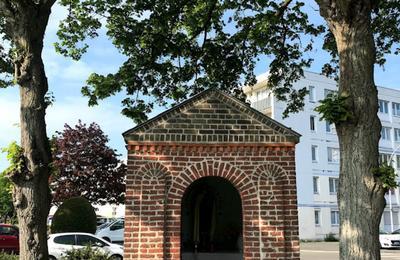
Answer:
42 46 94 83
46 4 68 34
46 96 133 136
0 95 20 143
59 61 94 82
0 92 20 170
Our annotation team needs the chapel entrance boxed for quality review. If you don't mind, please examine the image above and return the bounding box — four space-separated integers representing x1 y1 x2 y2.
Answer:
181 177 243 260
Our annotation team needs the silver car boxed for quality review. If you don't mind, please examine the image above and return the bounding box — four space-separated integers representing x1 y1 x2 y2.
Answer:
48 232 123 259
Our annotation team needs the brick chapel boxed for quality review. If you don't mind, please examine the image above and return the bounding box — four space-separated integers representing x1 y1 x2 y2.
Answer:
123 89 300 260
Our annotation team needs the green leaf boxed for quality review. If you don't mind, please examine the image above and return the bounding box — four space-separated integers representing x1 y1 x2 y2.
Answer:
373 163 398 190
315 93 351 124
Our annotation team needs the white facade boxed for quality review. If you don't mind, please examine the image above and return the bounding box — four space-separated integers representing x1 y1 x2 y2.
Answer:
243 71 400 239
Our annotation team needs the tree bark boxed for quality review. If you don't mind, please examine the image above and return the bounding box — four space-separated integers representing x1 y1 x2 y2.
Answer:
318 1 386 259
6 2 54 259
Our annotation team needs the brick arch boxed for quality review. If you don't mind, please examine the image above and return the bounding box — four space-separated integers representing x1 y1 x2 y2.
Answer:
134 161 169 181
252 162 290 182
125 161 169 259
164 160 259 260
171 159 255 197
251 163 294 258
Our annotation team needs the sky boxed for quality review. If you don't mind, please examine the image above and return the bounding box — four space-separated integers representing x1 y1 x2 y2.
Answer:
1 2 400 171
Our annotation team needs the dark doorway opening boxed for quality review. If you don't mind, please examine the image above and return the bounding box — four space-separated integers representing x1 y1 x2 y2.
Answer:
181 177 243 260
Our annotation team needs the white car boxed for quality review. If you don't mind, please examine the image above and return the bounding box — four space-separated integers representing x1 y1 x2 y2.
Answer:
48 232 124 259
379 230 400 249
96 218 124 244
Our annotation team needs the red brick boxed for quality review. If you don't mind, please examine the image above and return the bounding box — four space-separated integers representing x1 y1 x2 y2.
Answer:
124 144 299 260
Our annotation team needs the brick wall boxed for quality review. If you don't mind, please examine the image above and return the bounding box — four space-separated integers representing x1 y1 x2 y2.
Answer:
124 143 299 260
123 90 300 260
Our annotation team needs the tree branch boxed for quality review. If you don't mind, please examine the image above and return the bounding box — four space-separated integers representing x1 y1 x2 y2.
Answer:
275 0 293 17
190 0 218 41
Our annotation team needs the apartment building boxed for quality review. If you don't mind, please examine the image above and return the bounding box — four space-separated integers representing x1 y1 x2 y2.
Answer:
243 71 400 239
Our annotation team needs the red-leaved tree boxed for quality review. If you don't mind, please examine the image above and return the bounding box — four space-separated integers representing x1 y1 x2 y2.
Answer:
51 121 125 205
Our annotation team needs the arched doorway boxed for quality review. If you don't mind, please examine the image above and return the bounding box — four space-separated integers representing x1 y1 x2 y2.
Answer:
181 177 243 260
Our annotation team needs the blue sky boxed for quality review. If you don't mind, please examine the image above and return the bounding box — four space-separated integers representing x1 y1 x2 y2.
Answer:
1 2 400 171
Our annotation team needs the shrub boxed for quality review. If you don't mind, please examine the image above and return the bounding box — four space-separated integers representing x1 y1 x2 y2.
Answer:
0 252 18 260
51 197 97 234
324 232 339 242
61 246 110 260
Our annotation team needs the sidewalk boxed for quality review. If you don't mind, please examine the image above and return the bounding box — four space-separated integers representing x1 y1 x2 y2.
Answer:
300 242 400 260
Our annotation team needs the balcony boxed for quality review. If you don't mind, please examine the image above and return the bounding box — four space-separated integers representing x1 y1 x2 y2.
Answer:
251 97 272 115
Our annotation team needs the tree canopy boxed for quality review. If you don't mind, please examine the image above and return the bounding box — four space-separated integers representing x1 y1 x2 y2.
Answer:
51 121 125 205
49 0 400 122
1 0 400 259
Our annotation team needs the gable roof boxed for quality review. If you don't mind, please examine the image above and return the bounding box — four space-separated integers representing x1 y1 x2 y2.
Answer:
123 89 300 144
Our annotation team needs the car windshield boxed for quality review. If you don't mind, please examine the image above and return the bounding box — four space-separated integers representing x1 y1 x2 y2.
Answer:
97 222 113 230
110 220 124 230
392 229 400 234
0 226 18 236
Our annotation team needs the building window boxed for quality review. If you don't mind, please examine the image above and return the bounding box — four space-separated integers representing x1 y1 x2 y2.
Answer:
396 155 400 169
395 129 400 142
314 209 321 226
324 89 335 98
383 211 391 225
309 86 316 102
379 153 391 164
331 210 340 226
310 116 316 131
313 176 319 194
384 211 400 226
393 103 400 116
326 121 332 133
381 127 391 141
379 100 389 114
329 178 339 194
327 147 340 163
311 145 318 162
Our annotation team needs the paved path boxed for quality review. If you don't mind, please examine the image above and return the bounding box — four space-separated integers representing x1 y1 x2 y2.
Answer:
301 242 400 260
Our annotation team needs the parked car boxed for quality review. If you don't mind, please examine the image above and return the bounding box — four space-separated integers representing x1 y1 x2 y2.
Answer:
97 221 114 231
96 216 115 226
379 230 400 249
0 224 19 254
96 218 124 244
392 228 400 234
48 232 123 260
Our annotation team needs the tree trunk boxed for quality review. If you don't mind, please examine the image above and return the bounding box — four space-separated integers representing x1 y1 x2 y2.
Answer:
319 1 386 259
8 3 53 260
13 174 51 260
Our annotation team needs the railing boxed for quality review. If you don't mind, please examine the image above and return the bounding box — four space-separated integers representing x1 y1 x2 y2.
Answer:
251 97 271 111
